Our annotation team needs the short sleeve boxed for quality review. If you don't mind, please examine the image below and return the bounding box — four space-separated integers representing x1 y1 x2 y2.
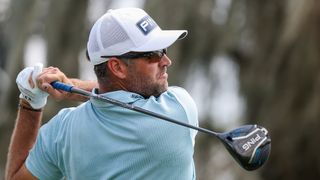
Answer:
26 108 73 179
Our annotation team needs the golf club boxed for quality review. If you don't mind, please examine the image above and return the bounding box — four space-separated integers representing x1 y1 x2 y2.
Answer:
51 81 271 171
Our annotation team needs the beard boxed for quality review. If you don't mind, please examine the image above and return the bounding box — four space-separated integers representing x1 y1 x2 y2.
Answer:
125 68 168 98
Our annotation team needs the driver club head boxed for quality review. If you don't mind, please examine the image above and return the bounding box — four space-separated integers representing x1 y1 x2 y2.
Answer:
217 124 271 171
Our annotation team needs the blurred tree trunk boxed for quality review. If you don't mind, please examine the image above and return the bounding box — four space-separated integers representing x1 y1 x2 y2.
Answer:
0 0 89 175
231 0 320 179
1 0 37 115
45 0 88 77
0 0 38 174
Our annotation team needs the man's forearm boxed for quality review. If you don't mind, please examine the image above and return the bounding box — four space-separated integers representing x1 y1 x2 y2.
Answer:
5 99 42 179
66 79 97 102
70 79 97 92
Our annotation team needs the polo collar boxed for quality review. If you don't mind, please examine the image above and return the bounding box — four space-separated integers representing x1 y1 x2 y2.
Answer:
90 88 144 107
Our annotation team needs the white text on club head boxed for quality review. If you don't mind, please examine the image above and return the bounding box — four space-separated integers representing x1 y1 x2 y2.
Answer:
242 134 261 151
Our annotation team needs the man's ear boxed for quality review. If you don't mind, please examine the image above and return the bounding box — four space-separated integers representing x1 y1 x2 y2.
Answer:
106 58 128 79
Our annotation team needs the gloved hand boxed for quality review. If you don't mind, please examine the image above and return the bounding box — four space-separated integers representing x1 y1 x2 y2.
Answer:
16 63 49 109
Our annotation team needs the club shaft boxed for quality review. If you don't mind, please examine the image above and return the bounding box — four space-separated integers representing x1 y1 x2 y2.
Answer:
52 81 218 136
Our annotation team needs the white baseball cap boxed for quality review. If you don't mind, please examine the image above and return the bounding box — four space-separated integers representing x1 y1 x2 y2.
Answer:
87 8 187 65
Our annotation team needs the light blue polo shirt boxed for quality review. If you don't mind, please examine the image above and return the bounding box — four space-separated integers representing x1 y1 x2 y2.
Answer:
26 86 198 180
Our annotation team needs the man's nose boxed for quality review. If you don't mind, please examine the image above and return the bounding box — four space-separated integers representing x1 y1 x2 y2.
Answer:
160 55 172 67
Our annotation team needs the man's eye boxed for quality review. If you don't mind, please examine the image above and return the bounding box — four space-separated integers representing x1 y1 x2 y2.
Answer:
146 53 158 59
144 54 152 59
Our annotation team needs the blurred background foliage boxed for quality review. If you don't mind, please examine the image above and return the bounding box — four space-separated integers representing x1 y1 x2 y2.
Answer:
1 0 320 179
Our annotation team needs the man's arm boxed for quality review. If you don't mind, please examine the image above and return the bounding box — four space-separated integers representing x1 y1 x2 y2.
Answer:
5 99 41 180
5 65 97 179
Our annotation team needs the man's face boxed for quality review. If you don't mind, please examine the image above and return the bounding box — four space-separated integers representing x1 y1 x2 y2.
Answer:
124 54 172 97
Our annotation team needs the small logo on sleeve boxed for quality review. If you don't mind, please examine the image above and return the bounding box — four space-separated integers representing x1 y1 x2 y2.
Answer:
136 16 158 35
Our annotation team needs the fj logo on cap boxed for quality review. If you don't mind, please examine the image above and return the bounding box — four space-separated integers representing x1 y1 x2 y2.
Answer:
136 16 157 35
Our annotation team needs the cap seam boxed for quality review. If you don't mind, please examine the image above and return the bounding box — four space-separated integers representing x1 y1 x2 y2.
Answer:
96 18 104 52
110 11 135 48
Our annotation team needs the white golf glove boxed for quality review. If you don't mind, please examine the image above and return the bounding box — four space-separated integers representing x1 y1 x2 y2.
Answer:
16 63 49 109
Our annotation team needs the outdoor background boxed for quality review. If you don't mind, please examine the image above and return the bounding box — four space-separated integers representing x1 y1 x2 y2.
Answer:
0 0 320 179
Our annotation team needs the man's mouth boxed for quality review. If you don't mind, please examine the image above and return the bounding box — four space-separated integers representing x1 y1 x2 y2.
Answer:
158 67 168 79
158 71 168 79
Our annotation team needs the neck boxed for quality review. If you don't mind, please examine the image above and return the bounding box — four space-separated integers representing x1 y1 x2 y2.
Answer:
98 78 128 94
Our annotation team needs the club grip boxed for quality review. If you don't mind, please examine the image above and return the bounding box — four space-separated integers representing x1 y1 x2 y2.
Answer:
51 81 73 92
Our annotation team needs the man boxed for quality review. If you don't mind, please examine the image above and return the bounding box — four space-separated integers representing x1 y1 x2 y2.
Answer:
5 8 198 180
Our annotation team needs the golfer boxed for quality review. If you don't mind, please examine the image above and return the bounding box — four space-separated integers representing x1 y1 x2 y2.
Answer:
6 8 198 180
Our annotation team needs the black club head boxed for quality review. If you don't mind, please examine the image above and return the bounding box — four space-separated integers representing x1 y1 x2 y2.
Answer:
217 124 271 171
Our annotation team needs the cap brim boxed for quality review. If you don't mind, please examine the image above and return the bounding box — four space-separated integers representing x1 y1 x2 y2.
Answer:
131 30 187 52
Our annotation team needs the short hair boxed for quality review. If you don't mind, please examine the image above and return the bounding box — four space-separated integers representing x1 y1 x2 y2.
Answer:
94 62 108 79
87 48 108 80
88 48 132 81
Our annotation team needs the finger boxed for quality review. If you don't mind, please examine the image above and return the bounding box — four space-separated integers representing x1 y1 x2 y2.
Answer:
28 72 35 88
42 83 65 101
37 67 59 77
37 72 68 90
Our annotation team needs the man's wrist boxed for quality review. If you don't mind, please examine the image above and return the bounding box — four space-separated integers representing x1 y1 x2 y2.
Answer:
18 99 43 112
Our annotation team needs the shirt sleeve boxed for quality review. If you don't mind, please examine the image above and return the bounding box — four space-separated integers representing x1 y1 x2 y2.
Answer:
168 87 199 146
26 108 72 179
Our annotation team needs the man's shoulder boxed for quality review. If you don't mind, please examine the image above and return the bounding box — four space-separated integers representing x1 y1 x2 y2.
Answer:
168 86 187 91
166 86 196 111
167 86 192 100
